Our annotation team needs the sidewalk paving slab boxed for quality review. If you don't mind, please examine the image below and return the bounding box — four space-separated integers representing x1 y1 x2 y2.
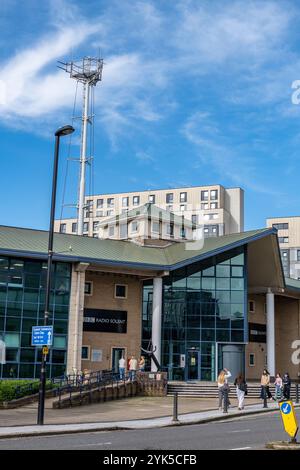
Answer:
1 402 298 439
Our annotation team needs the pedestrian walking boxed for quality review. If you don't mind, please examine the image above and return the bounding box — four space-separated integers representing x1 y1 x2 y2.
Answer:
283 372 291 400
119 355 126 380
274 373 283 401
234 373 247 410
138 355 145 372
217 368 231 411
129 355 138 381
260 369 273 401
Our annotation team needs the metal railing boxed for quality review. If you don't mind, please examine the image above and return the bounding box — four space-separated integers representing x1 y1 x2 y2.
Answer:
54 369 138 407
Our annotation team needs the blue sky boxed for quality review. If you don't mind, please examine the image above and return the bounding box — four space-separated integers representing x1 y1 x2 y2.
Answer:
1 0 300 231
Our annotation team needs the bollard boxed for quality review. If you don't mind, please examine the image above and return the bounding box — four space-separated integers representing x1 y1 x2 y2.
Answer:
296 384 299 404
223 388 228 413
172 392 179 423
263 387 268 408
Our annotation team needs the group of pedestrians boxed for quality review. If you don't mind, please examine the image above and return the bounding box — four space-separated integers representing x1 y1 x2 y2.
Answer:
217 367 292 412
118 355 145 381
217 368 248 411
260 369 291 401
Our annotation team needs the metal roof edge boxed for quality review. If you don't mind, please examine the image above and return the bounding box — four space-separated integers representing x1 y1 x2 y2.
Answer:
167 228 275 271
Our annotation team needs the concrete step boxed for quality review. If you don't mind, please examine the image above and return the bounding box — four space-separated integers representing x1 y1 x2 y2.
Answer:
167 382 299 399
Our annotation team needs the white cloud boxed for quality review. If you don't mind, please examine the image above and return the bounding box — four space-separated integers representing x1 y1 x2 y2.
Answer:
182 111 281 195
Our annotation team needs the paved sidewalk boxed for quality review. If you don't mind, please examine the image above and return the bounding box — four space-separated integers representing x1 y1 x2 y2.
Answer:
0 402 292 439
0 395 261 427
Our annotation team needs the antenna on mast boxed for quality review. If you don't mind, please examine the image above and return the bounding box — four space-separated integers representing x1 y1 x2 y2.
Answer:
58 56 104 235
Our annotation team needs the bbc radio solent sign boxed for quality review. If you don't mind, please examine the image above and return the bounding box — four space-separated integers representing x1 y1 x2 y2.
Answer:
83 308 127 333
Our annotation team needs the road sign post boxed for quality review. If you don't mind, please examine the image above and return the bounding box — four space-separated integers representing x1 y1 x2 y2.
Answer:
32 326 53 426
279 400 299 443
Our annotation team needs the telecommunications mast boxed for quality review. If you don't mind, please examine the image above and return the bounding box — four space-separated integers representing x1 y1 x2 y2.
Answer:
58 57 103 235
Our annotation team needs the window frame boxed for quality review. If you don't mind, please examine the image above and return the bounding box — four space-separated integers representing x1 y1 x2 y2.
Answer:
249 353 255 367
114 284 128 299
84 281 93 296
82 345 91 361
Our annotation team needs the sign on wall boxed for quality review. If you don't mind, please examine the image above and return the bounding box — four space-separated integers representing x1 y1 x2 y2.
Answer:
249 322 266 343
83 309 127 333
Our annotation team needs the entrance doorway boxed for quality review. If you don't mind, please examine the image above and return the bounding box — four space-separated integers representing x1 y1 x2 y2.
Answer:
217 343 245 381
186 349 201 381
112 348 125 374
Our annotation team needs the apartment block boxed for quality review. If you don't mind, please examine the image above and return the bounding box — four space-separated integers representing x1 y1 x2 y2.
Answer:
55 184 244 239
266 216 300 279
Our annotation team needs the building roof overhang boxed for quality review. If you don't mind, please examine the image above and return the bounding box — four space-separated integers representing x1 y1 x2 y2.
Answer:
0 225 285 291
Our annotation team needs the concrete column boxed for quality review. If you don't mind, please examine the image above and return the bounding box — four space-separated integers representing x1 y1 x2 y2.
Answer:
151 277 163 372
66 263 89 375
266 288 275 378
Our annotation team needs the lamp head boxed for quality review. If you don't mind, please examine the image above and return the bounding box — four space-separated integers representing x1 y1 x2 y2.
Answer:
55 125 75 137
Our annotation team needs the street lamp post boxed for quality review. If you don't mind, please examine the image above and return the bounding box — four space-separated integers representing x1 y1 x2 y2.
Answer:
37 125 75 426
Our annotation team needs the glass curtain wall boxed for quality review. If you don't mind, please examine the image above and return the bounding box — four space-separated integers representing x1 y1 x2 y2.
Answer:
142 246 246 381
0 256 71 379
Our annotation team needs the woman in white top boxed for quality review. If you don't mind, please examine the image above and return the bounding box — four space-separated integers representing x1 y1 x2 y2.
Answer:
217 368 231 411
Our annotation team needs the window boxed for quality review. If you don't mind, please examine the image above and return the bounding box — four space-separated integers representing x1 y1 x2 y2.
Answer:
272 223 288 230
82 346 90 360
122 197 129 207
278 237 289 244
59 224 66 234
108 226 115 237
86 199 93 209
84 281 93 296
107 198 114 208
297 250 300 262
152 222 160 233
167 224 174 236
210 202 218 209
192 215 198 225
166 193 174 204
115 284 127 298
71 222 77 233
131 221 139 233
204 225 219 237
149 195 155 204
180 204 186 212
249 353 255 367
83 222 89 233
120 224 128 239
201 203 209 210
96 210 104 217
91 349 103 362
210 190 218 200
249 301 255 313
166 205 173 212
204 213 218 220
133 196 140 206
107 210 114 216
93 221 99 232
180 192 187 203
201 190 208 201
97 198 104 208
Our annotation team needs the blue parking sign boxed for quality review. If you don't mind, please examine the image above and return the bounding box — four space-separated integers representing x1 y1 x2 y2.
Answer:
31 326 53 346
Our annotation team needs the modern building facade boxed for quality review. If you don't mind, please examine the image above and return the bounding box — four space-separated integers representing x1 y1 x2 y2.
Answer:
0 224 299 382
266 216 300 280
54 184 244 239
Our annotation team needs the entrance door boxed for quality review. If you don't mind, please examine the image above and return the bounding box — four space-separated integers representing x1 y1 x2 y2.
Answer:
186 349 201 381
112 348 125 374
217 344 245 381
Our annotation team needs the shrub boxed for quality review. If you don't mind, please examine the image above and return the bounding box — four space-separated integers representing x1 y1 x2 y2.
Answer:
0 379 56 402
